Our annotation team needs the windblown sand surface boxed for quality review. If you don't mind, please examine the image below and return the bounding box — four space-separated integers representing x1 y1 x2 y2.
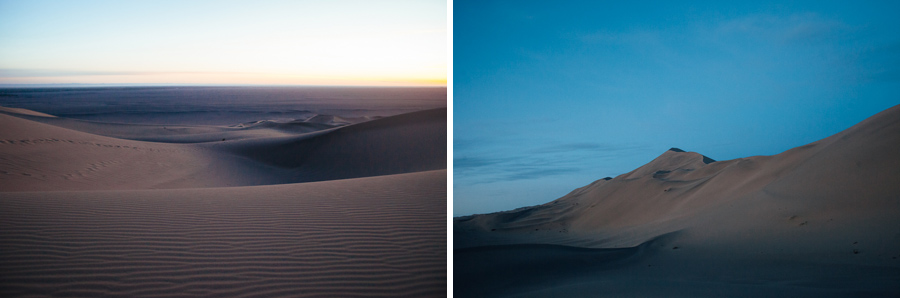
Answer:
0 87 446 297
455 104 900 297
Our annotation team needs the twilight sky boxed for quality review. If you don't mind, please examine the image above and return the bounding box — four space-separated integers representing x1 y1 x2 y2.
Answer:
0 0 446 86
454 0 900 216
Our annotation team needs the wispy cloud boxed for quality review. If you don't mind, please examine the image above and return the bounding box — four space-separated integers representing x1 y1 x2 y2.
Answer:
715 13 853 45
573 13 853 49
502 167 582 181
0 69 217 78
455 140 649 185
576 29 661 45
532 142 644 154
454 156 516 170
858 41 900 82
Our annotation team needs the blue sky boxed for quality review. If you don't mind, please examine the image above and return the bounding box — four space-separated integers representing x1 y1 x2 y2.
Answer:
0 0 446 86
454 0 900 216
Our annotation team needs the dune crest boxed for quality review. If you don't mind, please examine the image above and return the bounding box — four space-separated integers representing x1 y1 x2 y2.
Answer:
0 107 446 191
226 107 447 182
0 106 56 117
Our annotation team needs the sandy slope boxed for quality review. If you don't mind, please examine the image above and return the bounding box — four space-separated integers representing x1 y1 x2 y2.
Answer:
1 170 446 297
0 107 446 190
455 104 900 297
0 112 246 191
0 104 447 297
7 111 359 143
225 108 447 182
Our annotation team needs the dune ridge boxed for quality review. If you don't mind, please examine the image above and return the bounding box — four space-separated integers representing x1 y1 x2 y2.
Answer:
0 107 447 191
455 104 900 297
226 108 447 182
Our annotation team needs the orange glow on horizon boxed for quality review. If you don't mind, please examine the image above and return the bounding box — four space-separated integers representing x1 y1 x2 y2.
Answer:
0 72 447 87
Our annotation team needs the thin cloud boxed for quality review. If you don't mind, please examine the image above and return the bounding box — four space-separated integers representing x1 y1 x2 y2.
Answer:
0 69 151 77
502 167 582 181
575 30 661 45
455 141 648 185
859 41 900 82
0 68 282 78
454 156 514 170
0 69 252 78
715 13 853 45
532 142 644 154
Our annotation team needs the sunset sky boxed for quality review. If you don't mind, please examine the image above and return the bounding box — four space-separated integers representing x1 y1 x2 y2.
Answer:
0 0 446 86
454 0 900 215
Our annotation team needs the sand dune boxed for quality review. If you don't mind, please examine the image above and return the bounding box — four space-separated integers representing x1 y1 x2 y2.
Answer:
0 107 446 190
455 104 900 297
3 110 345 144
0 112 243 191
0 97 447 297
226 108 447 182
0 106 56 117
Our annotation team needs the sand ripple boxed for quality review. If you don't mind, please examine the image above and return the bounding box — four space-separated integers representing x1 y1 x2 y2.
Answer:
0 170 447 297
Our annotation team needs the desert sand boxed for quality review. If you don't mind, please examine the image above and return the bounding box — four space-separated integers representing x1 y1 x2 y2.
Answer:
455 104 900 297
0 87 446 297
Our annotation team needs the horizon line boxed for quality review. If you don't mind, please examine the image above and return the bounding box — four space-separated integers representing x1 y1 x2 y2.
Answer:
0 83 448 89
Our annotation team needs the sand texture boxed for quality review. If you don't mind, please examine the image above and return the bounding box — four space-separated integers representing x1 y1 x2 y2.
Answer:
0 87 446 297
455 104 900 297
